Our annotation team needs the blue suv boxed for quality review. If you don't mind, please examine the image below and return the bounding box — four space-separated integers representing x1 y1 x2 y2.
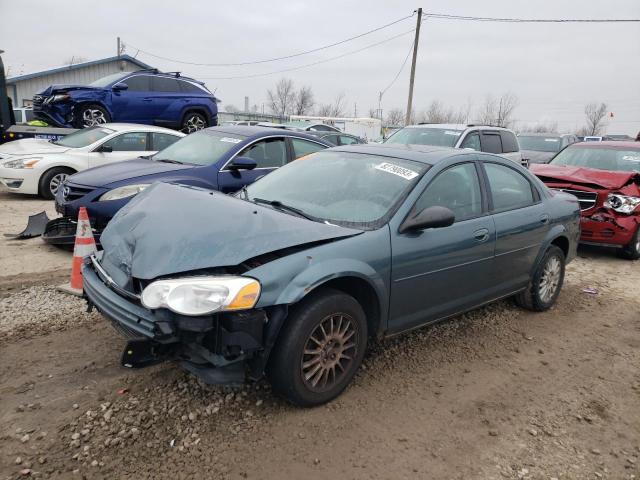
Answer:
33 69 218 133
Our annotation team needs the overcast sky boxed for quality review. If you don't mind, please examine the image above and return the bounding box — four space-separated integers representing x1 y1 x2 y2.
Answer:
2 0 639 134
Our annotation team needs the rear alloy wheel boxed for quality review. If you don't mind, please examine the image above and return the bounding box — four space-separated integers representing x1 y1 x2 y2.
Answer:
39 167 74 200
618 226 640 260
75 104 110 128
181 112 208 133
268 288 367 407
515 245 565 311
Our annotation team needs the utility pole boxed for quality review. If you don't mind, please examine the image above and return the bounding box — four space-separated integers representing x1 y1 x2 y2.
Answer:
117 37 121 57
405 7 422 125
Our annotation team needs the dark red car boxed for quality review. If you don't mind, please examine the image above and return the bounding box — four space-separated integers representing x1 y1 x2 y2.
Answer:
531 141 640 259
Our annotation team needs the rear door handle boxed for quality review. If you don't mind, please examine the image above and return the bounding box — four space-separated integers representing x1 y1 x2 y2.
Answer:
540 214 550 224
473 228 490 242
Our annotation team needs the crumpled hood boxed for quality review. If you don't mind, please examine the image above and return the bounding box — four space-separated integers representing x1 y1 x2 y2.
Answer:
0 138 69 156
521 149 555 164
38 84 101 95
530 163 640 189
68 158 193 187
99 182 360 282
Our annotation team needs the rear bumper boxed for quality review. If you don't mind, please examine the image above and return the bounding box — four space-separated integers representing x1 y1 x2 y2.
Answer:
580 214 638 247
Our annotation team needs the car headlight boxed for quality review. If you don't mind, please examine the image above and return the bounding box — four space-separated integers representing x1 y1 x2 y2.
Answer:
604 193 640 214
141 276 261 316
3 158 41 169
44 94 70 104
98 184 150 201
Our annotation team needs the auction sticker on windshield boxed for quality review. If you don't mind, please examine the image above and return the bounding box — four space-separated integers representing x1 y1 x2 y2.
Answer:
375 162 419 180
220 137 242 143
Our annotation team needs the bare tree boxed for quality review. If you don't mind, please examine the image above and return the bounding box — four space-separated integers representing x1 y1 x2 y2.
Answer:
368 108 379 119
385 108 405 127
518 121 559 134
583 102 608 136
293 86 314 115
63 56 88 66
316 93 347 117
267 78 296 116
224 104 239 113
475 93 518 127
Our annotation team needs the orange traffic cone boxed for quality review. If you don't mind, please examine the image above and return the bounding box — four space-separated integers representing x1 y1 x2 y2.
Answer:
58 207 97 296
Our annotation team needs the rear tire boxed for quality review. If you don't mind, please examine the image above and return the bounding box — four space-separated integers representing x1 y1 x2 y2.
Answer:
39 167 74 200
515 245 565 312
617 226 640 260
267 288 367 407
74 104 110 128
181 111 208 133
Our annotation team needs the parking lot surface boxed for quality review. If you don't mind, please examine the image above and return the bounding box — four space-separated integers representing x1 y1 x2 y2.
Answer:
0 188 638 480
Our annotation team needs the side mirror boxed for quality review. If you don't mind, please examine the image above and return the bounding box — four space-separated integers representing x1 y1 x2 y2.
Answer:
112 83 128 91
399 206 455 234
228 156 257 171
98 145 113 153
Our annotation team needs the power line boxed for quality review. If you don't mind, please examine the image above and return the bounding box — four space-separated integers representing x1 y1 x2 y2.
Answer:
380 37 415 97
422 13 640 23
198 29 415 80
126 13 415 67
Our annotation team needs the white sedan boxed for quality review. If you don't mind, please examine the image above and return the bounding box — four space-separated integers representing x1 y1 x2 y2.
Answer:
0 123 184 199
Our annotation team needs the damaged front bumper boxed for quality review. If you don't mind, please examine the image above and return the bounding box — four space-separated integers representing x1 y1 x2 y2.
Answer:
82 256 286 384
580 211 638 247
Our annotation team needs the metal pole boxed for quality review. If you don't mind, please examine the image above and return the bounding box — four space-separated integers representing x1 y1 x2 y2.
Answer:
405 8 422 125
117 37 121 57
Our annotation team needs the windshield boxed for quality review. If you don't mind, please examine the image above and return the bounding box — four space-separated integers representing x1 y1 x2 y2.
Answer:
385 127 463 147
550 146 640 173
152 130 245 165
244 151 427 229
54 127 114 148
88 72 130 88
518 135 562 152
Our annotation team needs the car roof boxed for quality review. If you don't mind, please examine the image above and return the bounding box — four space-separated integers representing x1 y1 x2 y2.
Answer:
406 123 514 132
573 141 640 149
328 143 474 165
100 123 185 134
517 132 567 137
202 125 333 142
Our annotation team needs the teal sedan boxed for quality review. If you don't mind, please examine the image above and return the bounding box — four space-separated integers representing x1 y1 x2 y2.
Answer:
83 144 580 406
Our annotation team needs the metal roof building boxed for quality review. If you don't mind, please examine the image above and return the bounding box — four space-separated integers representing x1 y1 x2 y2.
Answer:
6 55 153 107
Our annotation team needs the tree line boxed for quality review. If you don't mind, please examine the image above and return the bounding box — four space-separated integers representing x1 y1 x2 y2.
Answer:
225 77 611 135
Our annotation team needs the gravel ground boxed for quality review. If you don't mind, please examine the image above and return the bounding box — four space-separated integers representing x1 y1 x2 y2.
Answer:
0 187 638 480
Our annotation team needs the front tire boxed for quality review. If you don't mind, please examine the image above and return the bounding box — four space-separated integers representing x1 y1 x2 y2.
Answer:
181 111 208 133
267 288 368 407
39 167 74 200
617 226 640 260
515 245 565 311
74 104 111 128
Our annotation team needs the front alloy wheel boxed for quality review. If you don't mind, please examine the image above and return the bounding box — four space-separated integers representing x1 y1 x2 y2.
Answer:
74 104 111 129
268 288 367 407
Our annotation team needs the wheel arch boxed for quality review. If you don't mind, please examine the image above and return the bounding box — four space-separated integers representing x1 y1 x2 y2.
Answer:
181 107 211 125
530 224 572 276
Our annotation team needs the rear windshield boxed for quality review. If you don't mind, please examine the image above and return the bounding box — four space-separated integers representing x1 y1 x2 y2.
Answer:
550 146 640 173
152 130 245 166
54 127 114 148
385 127 463 147
518 136 562 152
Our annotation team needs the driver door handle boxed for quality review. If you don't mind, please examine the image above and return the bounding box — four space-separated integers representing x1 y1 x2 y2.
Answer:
540 214 550 224
473 228 490 242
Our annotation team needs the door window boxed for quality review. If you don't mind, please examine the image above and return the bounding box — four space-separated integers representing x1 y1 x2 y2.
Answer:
414 163 483 222
459 132 480 151
101 132 149 151
499 131 519 153
340 135 361 145
240 138 287 168
122 75 151 92
178 80 205 94
321 134 340 146
291 138 326 159
152 77 181 93
480 133 503 154
484 163 534 211
152 133 181 151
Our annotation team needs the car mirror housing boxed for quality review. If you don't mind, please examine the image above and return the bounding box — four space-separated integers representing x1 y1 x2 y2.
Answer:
399 206 455 233
112 83 128 91
98 145 113 153
228 157 257 171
